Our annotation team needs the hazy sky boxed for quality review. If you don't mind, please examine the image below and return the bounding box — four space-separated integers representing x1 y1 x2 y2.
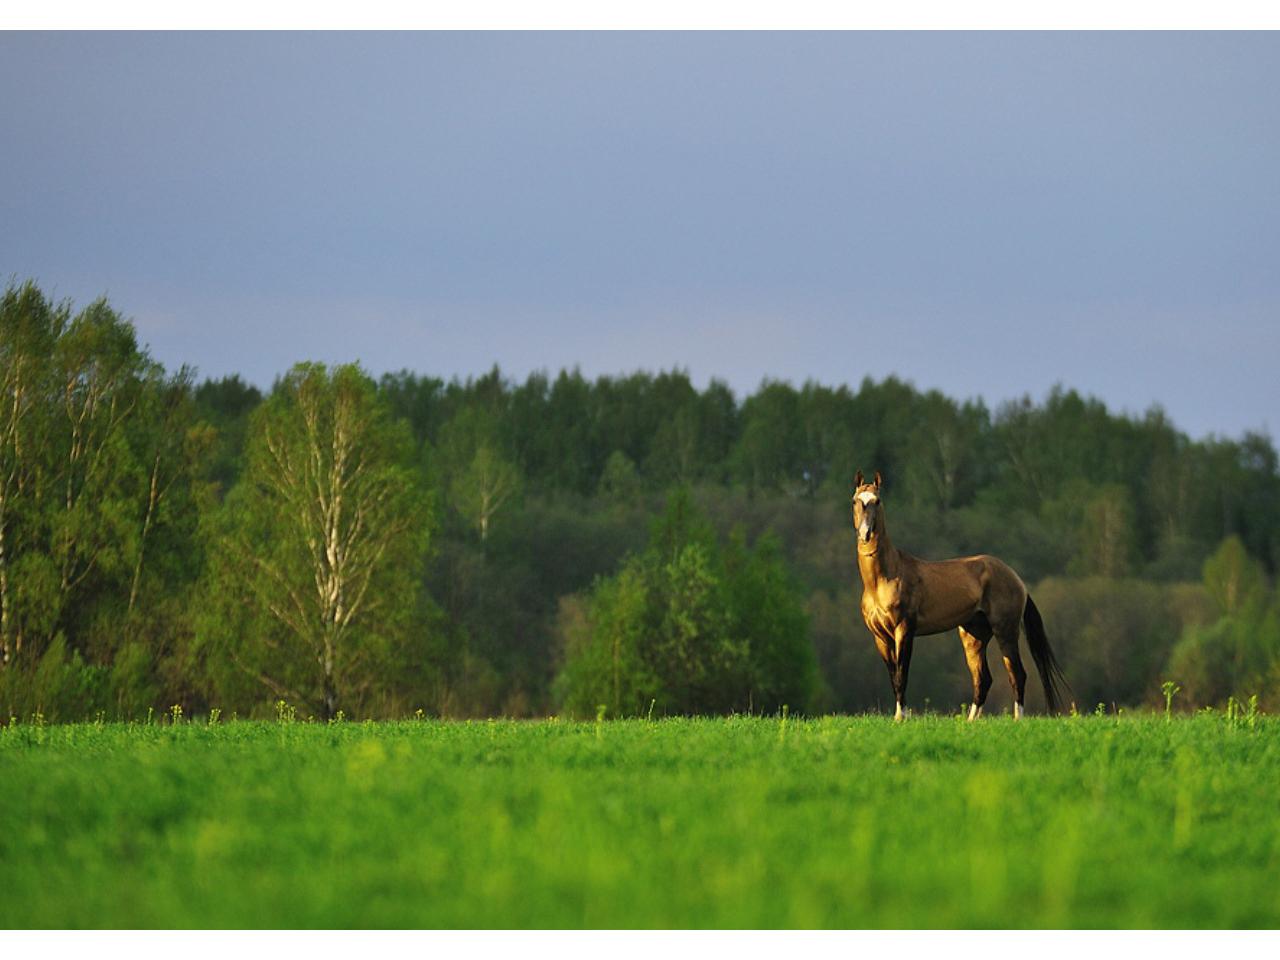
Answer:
2 31 1276 439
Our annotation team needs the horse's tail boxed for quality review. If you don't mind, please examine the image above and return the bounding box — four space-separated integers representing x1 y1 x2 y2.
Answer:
1023 595 1070 714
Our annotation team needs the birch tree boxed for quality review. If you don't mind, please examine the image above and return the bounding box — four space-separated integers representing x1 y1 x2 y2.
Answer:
209 363 429 718
0 283 63 665
50 300 152 620
907 391 987 512
439 406 520 544
1 286 156 664
1 282 202 718
127 365 214 615
452 444 520 543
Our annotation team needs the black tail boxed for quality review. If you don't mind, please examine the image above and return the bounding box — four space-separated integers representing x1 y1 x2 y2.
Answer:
1023 595 1070 714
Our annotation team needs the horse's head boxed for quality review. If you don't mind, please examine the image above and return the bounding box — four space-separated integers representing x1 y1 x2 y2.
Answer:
851 470 884 545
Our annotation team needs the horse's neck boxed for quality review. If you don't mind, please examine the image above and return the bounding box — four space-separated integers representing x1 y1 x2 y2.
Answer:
857 533 900 588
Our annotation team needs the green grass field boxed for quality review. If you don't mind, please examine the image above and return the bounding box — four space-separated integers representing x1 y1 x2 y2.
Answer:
2 712 1278 928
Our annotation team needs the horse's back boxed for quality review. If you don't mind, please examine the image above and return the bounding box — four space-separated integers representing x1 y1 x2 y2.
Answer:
910 552 1026 635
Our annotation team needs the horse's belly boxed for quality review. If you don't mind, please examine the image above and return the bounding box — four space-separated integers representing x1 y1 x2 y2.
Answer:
915 593 982 635
911 560 988 635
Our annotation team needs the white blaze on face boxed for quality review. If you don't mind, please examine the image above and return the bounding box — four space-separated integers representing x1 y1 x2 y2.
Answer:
857 490 879 541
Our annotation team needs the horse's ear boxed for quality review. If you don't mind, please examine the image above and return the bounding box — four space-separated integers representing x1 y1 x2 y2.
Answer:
874 470 883 488
854 470 864 487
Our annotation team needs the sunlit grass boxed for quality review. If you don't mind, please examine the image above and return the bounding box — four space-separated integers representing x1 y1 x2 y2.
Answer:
2 713 1278 928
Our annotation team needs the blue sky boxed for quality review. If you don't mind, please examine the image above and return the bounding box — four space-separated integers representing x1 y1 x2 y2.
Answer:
2 31 1276 438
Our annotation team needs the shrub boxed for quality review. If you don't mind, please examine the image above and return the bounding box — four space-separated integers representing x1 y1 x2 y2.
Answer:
555 489 815 717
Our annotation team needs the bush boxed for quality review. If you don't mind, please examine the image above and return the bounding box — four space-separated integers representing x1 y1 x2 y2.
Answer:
554 489 816 717
1163 536 1280 708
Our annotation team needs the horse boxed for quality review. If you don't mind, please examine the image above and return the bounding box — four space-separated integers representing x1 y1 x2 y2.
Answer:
851 470 1069 720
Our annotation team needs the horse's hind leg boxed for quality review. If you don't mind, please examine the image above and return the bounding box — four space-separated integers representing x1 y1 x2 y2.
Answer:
960 617 993 721
995 626 1028 719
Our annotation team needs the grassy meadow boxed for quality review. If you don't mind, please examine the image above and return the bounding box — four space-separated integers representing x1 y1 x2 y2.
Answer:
2 712 1278 928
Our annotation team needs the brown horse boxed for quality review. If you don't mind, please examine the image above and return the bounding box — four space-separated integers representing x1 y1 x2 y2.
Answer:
851 470 1068 720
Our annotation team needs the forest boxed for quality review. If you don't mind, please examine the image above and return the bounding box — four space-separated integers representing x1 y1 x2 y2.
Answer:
2 278 1278 721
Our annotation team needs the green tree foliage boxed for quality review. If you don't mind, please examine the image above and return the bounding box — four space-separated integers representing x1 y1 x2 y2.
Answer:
7 278 1280 721
903 391 990 512
438 406 521 544
1165 536 1280 708
192 375 263 493
0 281 209 718
722 529 816 710
598 450 642 504
1062 483 1140 579
735 380 802 492
555 490 815 717
1031 577 1201 710
197 363 431 719
1201 534 1267 616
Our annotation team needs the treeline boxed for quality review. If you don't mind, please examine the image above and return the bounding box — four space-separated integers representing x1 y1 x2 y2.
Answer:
2 279 1278 721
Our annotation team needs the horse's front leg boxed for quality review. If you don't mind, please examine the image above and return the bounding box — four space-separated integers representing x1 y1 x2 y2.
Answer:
871 631 897 715
892 622 915 721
